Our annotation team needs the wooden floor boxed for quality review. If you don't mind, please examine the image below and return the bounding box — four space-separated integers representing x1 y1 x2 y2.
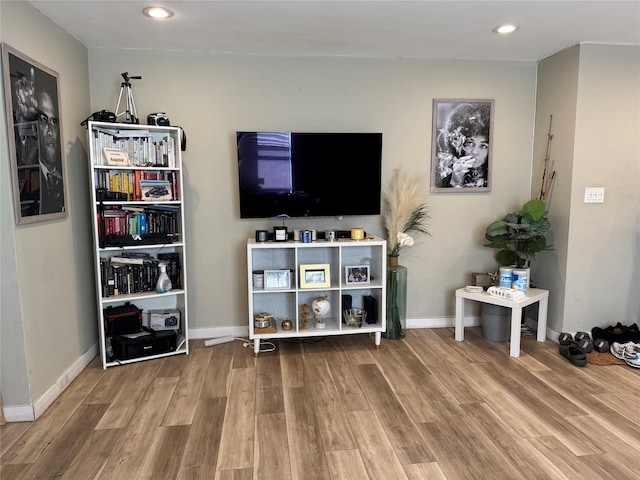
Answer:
2 327 640 480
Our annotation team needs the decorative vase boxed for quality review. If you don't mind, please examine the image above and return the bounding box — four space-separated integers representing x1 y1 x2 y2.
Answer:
385 256 407 339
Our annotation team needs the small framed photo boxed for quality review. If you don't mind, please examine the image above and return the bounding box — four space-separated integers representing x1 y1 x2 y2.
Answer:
264 269 291 289
431 99 494 192
103 147 130 166
300 264 331 289
345 265 370 285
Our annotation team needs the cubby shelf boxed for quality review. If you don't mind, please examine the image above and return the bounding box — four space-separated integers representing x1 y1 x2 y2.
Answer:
246 236 387 356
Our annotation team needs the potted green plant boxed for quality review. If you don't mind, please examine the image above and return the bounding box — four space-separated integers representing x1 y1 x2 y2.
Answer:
484 198 551 268
482 198 551 341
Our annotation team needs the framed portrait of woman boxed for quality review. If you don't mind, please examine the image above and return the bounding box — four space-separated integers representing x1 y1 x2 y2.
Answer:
2 43 68 224
431 99 494 192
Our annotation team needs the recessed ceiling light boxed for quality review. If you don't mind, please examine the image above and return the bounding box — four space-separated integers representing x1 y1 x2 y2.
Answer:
143 7 174 19
492 24 519 34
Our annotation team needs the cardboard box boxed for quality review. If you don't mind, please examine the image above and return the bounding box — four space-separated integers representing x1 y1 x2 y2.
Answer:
147 309 180 331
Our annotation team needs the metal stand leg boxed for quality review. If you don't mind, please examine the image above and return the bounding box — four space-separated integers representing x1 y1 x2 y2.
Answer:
114 73 141 124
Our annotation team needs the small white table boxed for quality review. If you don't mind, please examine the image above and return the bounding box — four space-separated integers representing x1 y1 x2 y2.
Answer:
455 287 549 357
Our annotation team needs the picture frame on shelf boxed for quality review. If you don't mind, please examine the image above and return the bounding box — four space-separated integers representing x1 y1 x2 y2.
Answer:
431 98 494 193
299 264 331 289
264 269 291 289
2 43 68 224
345 265 370 285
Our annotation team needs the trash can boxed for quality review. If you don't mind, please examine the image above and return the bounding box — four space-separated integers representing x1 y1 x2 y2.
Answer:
482 303 510 342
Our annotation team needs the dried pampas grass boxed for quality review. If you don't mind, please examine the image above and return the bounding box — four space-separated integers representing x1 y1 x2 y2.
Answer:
384 169 430 256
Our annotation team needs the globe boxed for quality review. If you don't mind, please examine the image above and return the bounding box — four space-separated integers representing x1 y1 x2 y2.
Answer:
311 296 331 317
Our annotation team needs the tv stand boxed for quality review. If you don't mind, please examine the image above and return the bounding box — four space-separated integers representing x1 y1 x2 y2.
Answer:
246 236 386 356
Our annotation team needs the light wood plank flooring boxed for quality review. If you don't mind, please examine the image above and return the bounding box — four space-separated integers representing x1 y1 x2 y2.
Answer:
2 327 639 479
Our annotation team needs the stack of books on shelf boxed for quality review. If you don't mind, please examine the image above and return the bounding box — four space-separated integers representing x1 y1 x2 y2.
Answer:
92 127 177 167
99 253 182 297
98 205 180 247
94 170 179 201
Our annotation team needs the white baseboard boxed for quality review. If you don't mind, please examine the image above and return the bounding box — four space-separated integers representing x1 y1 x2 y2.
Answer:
188 319 481 339
2 404 35 423
3 343 98 423
189 325 250 340
407 316 481 329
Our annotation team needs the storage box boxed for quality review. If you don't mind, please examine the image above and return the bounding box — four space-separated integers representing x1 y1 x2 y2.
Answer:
472 272 492 289
111 330 177 360
147 309 180 331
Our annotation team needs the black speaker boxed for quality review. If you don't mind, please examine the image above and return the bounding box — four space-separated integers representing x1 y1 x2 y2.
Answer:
341 294 352 323
363 295 377 324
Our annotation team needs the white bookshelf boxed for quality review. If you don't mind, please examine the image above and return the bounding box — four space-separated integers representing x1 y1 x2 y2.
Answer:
87 121 188 368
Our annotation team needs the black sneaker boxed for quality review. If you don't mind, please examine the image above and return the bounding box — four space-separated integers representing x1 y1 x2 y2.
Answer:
624 323 640 342
591 327 604 340
600 323 627 344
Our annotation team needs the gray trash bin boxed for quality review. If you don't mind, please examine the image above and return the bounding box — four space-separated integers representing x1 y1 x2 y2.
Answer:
482 303 510 342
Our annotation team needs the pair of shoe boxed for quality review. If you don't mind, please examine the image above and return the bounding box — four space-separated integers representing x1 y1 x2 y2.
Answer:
610 341 640 368
592 323 640 344
559 344 587 367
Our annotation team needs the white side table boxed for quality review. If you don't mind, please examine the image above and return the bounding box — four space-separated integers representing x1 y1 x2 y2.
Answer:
455 287 549 357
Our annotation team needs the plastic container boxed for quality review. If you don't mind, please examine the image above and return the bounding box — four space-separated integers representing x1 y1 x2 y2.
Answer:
499 267 513 288
156 263 173 293
512 268 529 293
482 303 510 342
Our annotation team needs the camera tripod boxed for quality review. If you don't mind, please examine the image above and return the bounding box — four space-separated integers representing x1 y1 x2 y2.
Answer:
114 72 141 124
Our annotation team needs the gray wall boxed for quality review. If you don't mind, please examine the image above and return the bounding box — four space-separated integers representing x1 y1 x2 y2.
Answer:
533 45 640 333
88 51 537 333
1 1 94 409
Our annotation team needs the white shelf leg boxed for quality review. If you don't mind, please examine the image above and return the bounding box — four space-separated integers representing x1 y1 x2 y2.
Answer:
455 295 465 341
375 331 381 348
509 307 522 357
537 297 548 342
253 338 260 357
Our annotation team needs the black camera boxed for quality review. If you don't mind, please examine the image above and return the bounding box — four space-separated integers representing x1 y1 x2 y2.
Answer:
81 110 116 127
147 112 170 126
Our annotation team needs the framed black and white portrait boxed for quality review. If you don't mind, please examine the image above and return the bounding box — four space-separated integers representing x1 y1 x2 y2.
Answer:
431 99 494 192
345 265 370 285
2 43 67 224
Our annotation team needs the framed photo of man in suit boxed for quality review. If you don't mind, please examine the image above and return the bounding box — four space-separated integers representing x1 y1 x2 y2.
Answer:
2 43 67 224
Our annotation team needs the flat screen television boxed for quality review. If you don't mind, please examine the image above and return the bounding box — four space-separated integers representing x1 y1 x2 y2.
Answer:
237 131 382 218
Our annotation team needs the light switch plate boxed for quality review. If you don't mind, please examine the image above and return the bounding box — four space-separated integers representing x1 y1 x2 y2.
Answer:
584 187 605 203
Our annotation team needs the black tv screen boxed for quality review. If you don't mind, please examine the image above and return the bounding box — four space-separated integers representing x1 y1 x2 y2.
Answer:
237 132 382 219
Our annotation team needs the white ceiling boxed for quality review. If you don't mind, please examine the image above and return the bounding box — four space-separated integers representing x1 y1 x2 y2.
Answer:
29 0 640 62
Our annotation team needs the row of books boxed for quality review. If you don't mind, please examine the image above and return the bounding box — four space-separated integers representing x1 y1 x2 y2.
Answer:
94 170 179 201
99 253 182 297
98 205 180 244
92 128 177 167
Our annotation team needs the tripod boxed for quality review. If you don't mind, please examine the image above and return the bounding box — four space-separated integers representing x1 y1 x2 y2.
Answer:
114 72 141 124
